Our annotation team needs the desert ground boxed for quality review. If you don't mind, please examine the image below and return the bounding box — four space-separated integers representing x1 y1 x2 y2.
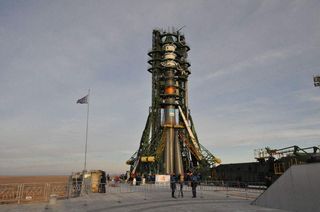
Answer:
0 176 68 184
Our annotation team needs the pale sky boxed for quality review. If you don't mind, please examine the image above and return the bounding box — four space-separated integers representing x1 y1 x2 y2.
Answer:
1 0 320 175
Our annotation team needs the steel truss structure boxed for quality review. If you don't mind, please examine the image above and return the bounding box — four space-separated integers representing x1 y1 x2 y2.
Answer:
127 28 220 176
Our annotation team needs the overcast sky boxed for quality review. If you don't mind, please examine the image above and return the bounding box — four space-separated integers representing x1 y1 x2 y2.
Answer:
1 0 320 175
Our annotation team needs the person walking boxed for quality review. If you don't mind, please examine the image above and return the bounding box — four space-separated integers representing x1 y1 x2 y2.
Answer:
170 173 177 198
190 172 198 198
178 174 184 198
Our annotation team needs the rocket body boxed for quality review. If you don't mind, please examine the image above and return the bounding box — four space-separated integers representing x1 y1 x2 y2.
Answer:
162 41 183 175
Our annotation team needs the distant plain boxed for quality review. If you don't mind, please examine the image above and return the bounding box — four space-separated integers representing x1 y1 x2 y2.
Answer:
0 176 68 184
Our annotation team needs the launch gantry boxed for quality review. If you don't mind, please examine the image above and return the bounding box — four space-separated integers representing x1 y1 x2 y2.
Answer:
127 28 220 177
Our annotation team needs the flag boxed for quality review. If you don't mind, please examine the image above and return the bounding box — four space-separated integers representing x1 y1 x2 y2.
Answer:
77 95 88 104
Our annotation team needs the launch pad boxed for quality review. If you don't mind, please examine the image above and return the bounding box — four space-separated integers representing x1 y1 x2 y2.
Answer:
127 28 220 176
1 185 283 212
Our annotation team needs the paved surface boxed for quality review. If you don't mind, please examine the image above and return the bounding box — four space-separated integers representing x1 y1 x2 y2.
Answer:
1 186 288 212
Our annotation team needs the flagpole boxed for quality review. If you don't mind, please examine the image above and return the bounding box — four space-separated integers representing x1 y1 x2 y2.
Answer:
77 88 90 195
80 89 90 196
84 88 90 172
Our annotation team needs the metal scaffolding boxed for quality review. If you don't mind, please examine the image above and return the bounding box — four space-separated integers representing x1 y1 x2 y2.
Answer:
127 28 220 177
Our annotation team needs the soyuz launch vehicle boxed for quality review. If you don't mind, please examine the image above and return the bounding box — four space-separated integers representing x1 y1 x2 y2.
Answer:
127 28 220 177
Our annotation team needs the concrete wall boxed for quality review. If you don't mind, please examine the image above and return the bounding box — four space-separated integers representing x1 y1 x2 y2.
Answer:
252 163 320 212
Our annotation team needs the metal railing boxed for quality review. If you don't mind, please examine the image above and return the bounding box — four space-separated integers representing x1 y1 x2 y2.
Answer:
0 180 266 204
0 182 71 204
104 180 266 195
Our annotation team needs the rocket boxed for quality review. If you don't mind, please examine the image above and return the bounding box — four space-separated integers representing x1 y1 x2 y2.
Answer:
127 29 220 177
162 38 183 175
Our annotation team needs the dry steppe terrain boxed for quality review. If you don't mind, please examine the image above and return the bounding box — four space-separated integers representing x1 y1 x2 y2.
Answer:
0 176 68 184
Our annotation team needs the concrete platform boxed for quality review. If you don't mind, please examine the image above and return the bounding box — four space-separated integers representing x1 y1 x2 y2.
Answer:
252 163 320 212
0 186 287 212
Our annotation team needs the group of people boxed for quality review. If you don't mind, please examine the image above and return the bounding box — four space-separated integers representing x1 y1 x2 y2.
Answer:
170 171 199 198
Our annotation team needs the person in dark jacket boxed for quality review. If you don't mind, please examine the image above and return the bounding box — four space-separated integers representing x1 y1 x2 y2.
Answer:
190 172 198 198
170 173 177 198
99 173 106 193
